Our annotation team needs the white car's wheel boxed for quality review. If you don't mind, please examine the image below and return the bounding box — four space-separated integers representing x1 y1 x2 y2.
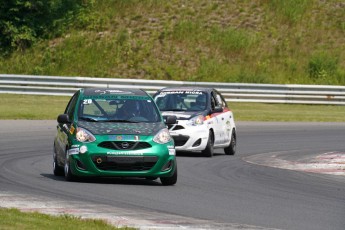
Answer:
224 130 236 155
202 131 214 157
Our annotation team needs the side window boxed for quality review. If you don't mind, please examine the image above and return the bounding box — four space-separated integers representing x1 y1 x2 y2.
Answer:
64 92 79 119
155 94 169 110
211 92 220 109
216 92 227 108
210 96 216 110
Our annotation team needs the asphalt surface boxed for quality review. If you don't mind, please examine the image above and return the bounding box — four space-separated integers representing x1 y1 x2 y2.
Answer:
0 120 344 230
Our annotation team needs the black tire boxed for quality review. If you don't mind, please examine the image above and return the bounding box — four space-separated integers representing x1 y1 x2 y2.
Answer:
53 155 64 176
160 168 177 186
202 130 214 157
224 129 236 155
64 153 77 181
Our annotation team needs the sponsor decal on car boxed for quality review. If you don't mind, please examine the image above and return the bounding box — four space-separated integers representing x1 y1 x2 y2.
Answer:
108 135 140 141
95 89 133 95
81 95 149 100
107 152 143 156
69 125 75 134
159 90 203 95
68 148 79 155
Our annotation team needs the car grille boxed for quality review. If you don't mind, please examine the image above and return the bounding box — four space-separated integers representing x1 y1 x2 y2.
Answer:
172 135 189 147
98 141 151 150
92 156 158 171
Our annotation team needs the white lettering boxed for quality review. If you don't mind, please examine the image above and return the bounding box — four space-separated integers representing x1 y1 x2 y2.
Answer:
107 152 143 156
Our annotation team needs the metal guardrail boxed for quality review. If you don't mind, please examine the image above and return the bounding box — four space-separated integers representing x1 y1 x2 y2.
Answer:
1 74 345 105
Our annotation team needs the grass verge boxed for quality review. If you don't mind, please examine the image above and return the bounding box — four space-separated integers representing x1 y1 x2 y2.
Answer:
1 1 344 85
0 94 344 122
0 208 135 230
230 102 345 122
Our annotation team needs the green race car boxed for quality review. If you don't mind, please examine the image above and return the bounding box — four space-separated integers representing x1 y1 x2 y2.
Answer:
53 88 177 185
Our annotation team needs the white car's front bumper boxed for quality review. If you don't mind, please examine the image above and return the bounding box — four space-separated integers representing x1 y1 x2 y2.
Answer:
168 121 209 152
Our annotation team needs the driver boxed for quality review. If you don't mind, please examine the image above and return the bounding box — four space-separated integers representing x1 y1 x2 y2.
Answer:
190 94 206 110
117 100 141 119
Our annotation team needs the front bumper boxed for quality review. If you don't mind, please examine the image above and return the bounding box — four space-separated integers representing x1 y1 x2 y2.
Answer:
168 121 209 151
67 140 176 178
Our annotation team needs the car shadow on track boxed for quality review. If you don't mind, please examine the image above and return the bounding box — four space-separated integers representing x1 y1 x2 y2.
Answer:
176 151 224 158
41 173 163 186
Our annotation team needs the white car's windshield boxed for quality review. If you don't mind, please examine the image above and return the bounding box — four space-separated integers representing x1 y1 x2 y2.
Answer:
155 91 207 111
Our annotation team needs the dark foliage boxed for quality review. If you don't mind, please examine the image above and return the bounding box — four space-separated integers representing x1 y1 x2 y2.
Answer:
0 0 88 55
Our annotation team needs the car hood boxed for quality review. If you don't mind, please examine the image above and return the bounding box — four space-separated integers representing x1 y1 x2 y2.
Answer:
77 121 166 135
161 111 205 120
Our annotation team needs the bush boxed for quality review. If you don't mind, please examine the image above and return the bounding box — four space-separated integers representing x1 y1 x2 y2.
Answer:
308 52 339 83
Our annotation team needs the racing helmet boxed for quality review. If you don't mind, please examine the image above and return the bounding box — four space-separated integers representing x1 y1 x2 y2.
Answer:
195 94 206 109
196 94 206 106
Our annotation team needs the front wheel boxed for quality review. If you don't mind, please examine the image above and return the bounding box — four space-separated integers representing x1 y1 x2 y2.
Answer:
53 155 64 176
160 168 177 186
202 131 214 157
64 153 77 181
224 130 236 155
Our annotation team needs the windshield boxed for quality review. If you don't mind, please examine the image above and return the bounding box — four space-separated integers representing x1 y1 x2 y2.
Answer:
154 90 207 111
78 97 161 123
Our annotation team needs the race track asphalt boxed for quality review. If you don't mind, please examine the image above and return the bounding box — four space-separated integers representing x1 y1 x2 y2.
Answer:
0 120 344 230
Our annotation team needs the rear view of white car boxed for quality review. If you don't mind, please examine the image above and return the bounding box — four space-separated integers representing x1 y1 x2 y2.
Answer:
154 87 236 157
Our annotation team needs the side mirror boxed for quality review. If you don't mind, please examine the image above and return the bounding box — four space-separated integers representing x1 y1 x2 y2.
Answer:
57 114 71 124
213 106 223 113
164 115 177 125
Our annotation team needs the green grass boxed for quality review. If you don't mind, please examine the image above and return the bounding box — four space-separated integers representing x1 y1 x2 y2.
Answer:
266 0 312 24
0 94 69 120
0 208 135 230
0 0 344 85
1 94 344 122
230 102 345 122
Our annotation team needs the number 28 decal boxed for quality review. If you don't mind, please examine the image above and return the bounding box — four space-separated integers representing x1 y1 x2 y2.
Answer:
83 99 92 105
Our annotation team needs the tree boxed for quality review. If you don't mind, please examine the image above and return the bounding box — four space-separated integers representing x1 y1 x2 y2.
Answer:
0 0 87 55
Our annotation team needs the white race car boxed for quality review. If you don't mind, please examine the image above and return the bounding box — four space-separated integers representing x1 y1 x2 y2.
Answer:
154 87 236 157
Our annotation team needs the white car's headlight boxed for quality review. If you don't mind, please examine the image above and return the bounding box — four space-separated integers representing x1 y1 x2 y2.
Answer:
76 127 96 143
153 128 172 144
187 115 204 126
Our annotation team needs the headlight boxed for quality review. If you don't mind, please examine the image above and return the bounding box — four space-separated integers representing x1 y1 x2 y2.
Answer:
76 127 96 143
187 115 204 126
153 128 172 144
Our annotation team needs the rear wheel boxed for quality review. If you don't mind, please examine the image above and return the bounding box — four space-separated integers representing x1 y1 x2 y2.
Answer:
160 168 177 186
224 130 236 155
202 131 214 157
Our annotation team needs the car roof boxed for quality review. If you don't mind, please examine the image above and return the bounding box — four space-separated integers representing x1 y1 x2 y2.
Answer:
158 86 214 93
81 88 148 97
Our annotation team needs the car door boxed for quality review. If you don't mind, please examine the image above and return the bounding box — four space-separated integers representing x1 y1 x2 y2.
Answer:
209 91 223 145
56 92 78 164
215 90 232 144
